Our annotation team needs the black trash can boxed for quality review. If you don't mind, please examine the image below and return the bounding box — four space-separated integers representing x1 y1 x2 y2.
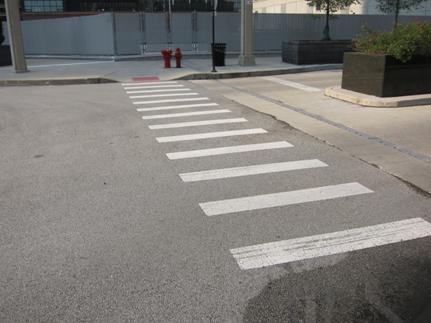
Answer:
212 43 226 66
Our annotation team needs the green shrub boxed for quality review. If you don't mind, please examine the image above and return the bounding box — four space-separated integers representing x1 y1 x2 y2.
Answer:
353 22 431 62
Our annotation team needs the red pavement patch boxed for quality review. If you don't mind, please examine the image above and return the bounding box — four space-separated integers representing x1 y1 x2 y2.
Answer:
132 76 160 81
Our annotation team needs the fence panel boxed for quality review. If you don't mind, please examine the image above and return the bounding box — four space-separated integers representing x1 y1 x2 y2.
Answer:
21 13 115 56
114 13 141 55
144 13 170 53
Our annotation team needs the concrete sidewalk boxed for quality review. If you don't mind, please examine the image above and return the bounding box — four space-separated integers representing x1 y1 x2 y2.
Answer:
0 55 340 85
195 71 431 195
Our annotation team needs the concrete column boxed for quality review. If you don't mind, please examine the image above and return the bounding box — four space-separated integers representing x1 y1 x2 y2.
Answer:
4 0 27 73
239 0 255 66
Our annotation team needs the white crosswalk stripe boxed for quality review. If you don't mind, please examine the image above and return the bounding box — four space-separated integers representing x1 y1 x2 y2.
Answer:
142 109 231 120
166 141 294 160
122 81 178 86
180 159 328 182
230 217 431 270
127 88 191 94
156 128 267 143
149 118 248 130
134 97 209 105
137 103 219 112
130 93 199 99
199 182 373 216
125 84 185 90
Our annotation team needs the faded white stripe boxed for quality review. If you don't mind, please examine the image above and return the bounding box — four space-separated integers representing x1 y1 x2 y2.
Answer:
264 76 321 92
200 182 373 216
122 81 177 86
125 84 184 90
142 109 230 120
231 217 431 270
156 128 267 143
180 159 327 182
166 141 294 160
127 88 191 94
149 118 247 129
137 103 219 112
130 93 199 99
133 97 209 105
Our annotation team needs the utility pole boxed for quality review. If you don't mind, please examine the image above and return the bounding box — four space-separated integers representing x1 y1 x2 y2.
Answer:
5 0 27 73
239 0 255 66
211 0 217 72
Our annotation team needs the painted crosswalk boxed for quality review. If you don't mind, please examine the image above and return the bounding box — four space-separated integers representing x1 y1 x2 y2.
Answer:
137 103 219 112
142 109 231 120
133 97 209 105
199 183 373 216
125 84 185 90
166 141 294 160
127 88 191 94
119 81 422 273
149 118 248 130
180 159 328 182
230 217 431 270
130 93 199 99
122 81 178 86
156 128 267 143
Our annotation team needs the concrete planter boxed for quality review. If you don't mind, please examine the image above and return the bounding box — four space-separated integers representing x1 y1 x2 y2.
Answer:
282 40 352 65
342 52 431 97
0 46 12 66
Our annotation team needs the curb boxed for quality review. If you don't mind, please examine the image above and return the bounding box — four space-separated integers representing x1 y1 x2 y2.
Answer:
325 86 431 108
0 77 117 86
175 64 342 80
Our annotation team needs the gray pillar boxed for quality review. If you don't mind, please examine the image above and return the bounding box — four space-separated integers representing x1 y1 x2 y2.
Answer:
239 0 255 66
5 0 28 73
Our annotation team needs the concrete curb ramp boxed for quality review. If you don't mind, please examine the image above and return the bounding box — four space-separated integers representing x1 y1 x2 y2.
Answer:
325 86 431 108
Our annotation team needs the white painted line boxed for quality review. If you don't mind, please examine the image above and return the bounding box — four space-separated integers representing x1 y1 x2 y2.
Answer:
137 103 219 112
130 92 199 99
200 182 373 216
133 97 209 105
166 141 294 160
122 81 177 86
156 128 267 143
124 84 185 90
264 76 321 92
231 217 431 270
180 159 327 182
127 88 191 94
149 118 248 130
29 61 113 68
142 109 231 120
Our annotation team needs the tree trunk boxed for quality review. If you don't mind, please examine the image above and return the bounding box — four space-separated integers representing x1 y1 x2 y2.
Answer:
394 0 400 30
322 0 331 40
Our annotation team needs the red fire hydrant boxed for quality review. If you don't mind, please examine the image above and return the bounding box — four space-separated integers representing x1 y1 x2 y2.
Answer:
175 48 182 68
161 49 172 68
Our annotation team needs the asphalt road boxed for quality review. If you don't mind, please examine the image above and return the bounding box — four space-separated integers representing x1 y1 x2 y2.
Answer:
1 80 430 322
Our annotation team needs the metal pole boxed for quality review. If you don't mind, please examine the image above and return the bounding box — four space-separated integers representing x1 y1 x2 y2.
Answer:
211 1 216 72
4 0 27 73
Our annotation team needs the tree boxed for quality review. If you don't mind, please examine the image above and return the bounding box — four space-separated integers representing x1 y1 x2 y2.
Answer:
306 0 360 40
375 0 427 29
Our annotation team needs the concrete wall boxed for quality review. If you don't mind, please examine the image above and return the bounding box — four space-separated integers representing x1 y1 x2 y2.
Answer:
3 13 431 56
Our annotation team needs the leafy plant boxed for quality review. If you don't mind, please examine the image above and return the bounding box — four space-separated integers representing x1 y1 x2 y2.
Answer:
305 0 361 40
375 0 427 29
354 22 431 62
